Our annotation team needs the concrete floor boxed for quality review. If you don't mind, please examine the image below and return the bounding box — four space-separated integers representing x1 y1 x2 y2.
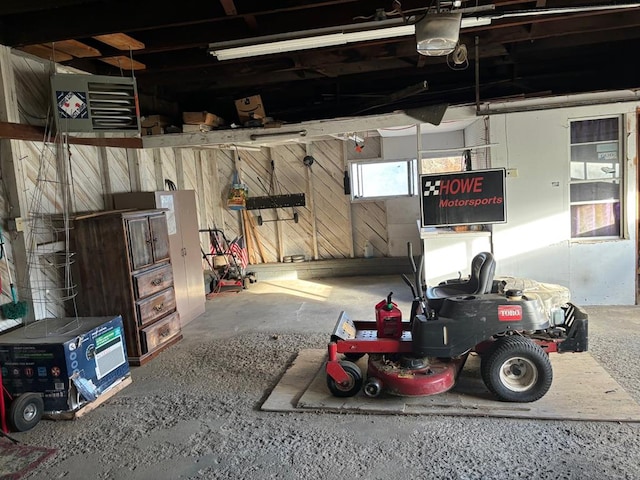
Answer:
15 275 640 480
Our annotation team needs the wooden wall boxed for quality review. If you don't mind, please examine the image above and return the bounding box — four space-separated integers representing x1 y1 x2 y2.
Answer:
0 50 394 326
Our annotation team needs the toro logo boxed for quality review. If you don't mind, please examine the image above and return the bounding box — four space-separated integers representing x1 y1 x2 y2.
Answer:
498 305 523 321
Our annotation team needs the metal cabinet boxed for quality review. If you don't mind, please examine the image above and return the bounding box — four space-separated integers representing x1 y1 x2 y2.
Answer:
72 210 182 366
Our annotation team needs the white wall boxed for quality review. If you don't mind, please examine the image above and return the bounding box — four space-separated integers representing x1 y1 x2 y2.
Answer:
489 103 638 305
382 130 466 256
378 98 638 305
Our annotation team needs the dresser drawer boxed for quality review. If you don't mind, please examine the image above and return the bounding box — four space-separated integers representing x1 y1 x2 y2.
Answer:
140 311 181 353
133 264 174 299
136 287 176 327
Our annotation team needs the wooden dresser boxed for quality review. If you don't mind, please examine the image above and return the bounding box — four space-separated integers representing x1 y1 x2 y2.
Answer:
72 209 182 366
112 190 205 327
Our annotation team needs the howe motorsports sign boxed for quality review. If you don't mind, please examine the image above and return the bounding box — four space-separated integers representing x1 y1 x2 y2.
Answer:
420 168 506 227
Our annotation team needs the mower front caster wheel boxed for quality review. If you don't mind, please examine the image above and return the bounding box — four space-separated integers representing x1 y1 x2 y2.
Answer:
8 393 44 432
326 361 362 397
482 336 552 403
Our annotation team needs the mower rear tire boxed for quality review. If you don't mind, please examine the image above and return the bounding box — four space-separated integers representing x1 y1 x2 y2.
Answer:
8 393 44 432
326 361 362 397
482 336 552 402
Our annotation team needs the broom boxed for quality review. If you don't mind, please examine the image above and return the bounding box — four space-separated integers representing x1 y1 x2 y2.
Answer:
0 228 28 320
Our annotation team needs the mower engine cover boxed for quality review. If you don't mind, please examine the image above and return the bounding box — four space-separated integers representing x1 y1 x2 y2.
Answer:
411 293 587 358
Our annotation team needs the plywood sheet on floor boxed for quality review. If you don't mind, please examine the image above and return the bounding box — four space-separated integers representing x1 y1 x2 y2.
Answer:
262 349 640 422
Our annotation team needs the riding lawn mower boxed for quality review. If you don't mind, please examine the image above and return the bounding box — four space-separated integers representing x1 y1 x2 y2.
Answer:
325 245 588 403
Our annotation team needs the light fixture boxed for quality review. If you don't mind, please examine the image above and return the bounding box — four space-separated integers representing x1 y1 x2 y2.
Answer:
416 12 463 56
209 17 491 60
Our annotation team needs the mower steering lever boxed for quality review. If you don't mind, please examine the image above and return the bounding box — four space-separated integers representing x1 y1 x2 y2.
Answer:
402 274 416 298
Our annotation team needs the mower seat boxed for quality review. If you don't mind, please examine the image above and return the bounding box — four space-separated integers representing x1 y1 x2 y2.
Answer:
426 252 496 312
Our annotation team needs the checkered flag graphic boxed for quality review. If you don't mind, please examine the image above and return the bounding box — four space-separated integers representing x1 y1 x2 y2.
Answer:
423 179 441 196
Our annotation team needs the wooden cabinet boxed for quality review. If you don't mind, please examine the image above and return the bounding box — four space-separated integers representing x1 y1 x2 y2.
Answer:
113 190 205 326
72 210 182 366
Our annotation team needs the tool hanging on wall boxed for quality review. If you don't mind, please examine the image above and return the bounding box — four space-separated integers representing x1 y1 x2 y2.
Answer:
247 159 305 226
227 146 249 211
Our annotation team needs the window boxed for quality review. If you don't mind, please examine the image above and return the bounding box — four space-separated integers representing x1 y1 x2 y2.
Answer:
420 155 466 174
349 152 469 200
569 117 622 239
350 159 417 200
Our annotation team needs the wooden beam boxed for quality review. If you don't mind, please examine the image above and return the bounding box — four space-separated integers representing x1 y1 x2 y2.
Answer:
50 39 101 58
100 56 146 70
0 121 143 148
126 149 141 191
174 148 185 189
93 33 145 51
17 44 72 62
195 150 210 248
153 149 164 190
97 144 113 209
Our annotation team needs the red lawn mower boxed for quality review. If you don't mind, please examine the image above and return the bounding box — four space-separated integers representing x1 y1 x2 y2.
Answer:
325 245 588 402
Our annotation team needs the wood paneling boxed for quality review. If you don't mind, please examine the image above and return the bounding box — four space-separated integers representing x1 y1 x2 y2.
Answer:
106 148 130 193
69 145 103 212
10 54 49 126
351 201 388 258
181 149 197 191
270 145 313 259
138 148 157 191
160 148 177 188
311 140 352 259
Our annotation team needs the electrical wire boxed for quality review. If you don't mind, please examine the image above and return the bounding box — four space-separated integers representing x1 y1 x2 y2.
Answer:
446 43 469 71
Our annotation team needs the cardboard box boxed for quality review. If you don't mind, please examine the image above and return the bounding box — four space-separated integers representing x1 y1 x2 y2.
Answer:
140 114 170 128
140 114 171 136
234 95 266 123
0 316 130 414
182 111 222 127
141 125 164 136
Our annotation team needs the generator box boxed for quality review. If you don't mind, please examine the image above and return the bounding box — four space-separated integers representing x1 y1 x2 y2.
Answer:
0 316 130 414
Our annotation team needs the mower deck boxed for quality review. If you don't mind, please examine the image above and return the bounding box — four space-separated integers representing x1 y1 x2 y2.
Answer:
366 354 466 396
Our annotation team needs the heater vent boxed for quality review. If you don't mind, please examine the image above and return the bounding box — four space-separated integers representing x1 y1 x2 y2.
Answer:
51 74 140 133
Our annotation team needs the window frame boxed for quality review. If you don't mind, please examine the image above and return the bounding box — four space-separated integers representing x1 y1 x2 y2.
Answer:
348 157 418 202
568 115 624 241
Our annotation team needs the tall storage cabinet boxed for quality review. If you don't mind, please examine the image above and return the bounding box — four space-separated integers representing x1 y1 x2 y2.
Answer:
72 210 183 366
113 190 205 326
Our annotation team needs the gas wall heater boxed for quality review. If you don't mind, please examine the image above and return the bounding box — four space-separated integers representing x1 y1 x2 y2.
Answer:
50 73 140 133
